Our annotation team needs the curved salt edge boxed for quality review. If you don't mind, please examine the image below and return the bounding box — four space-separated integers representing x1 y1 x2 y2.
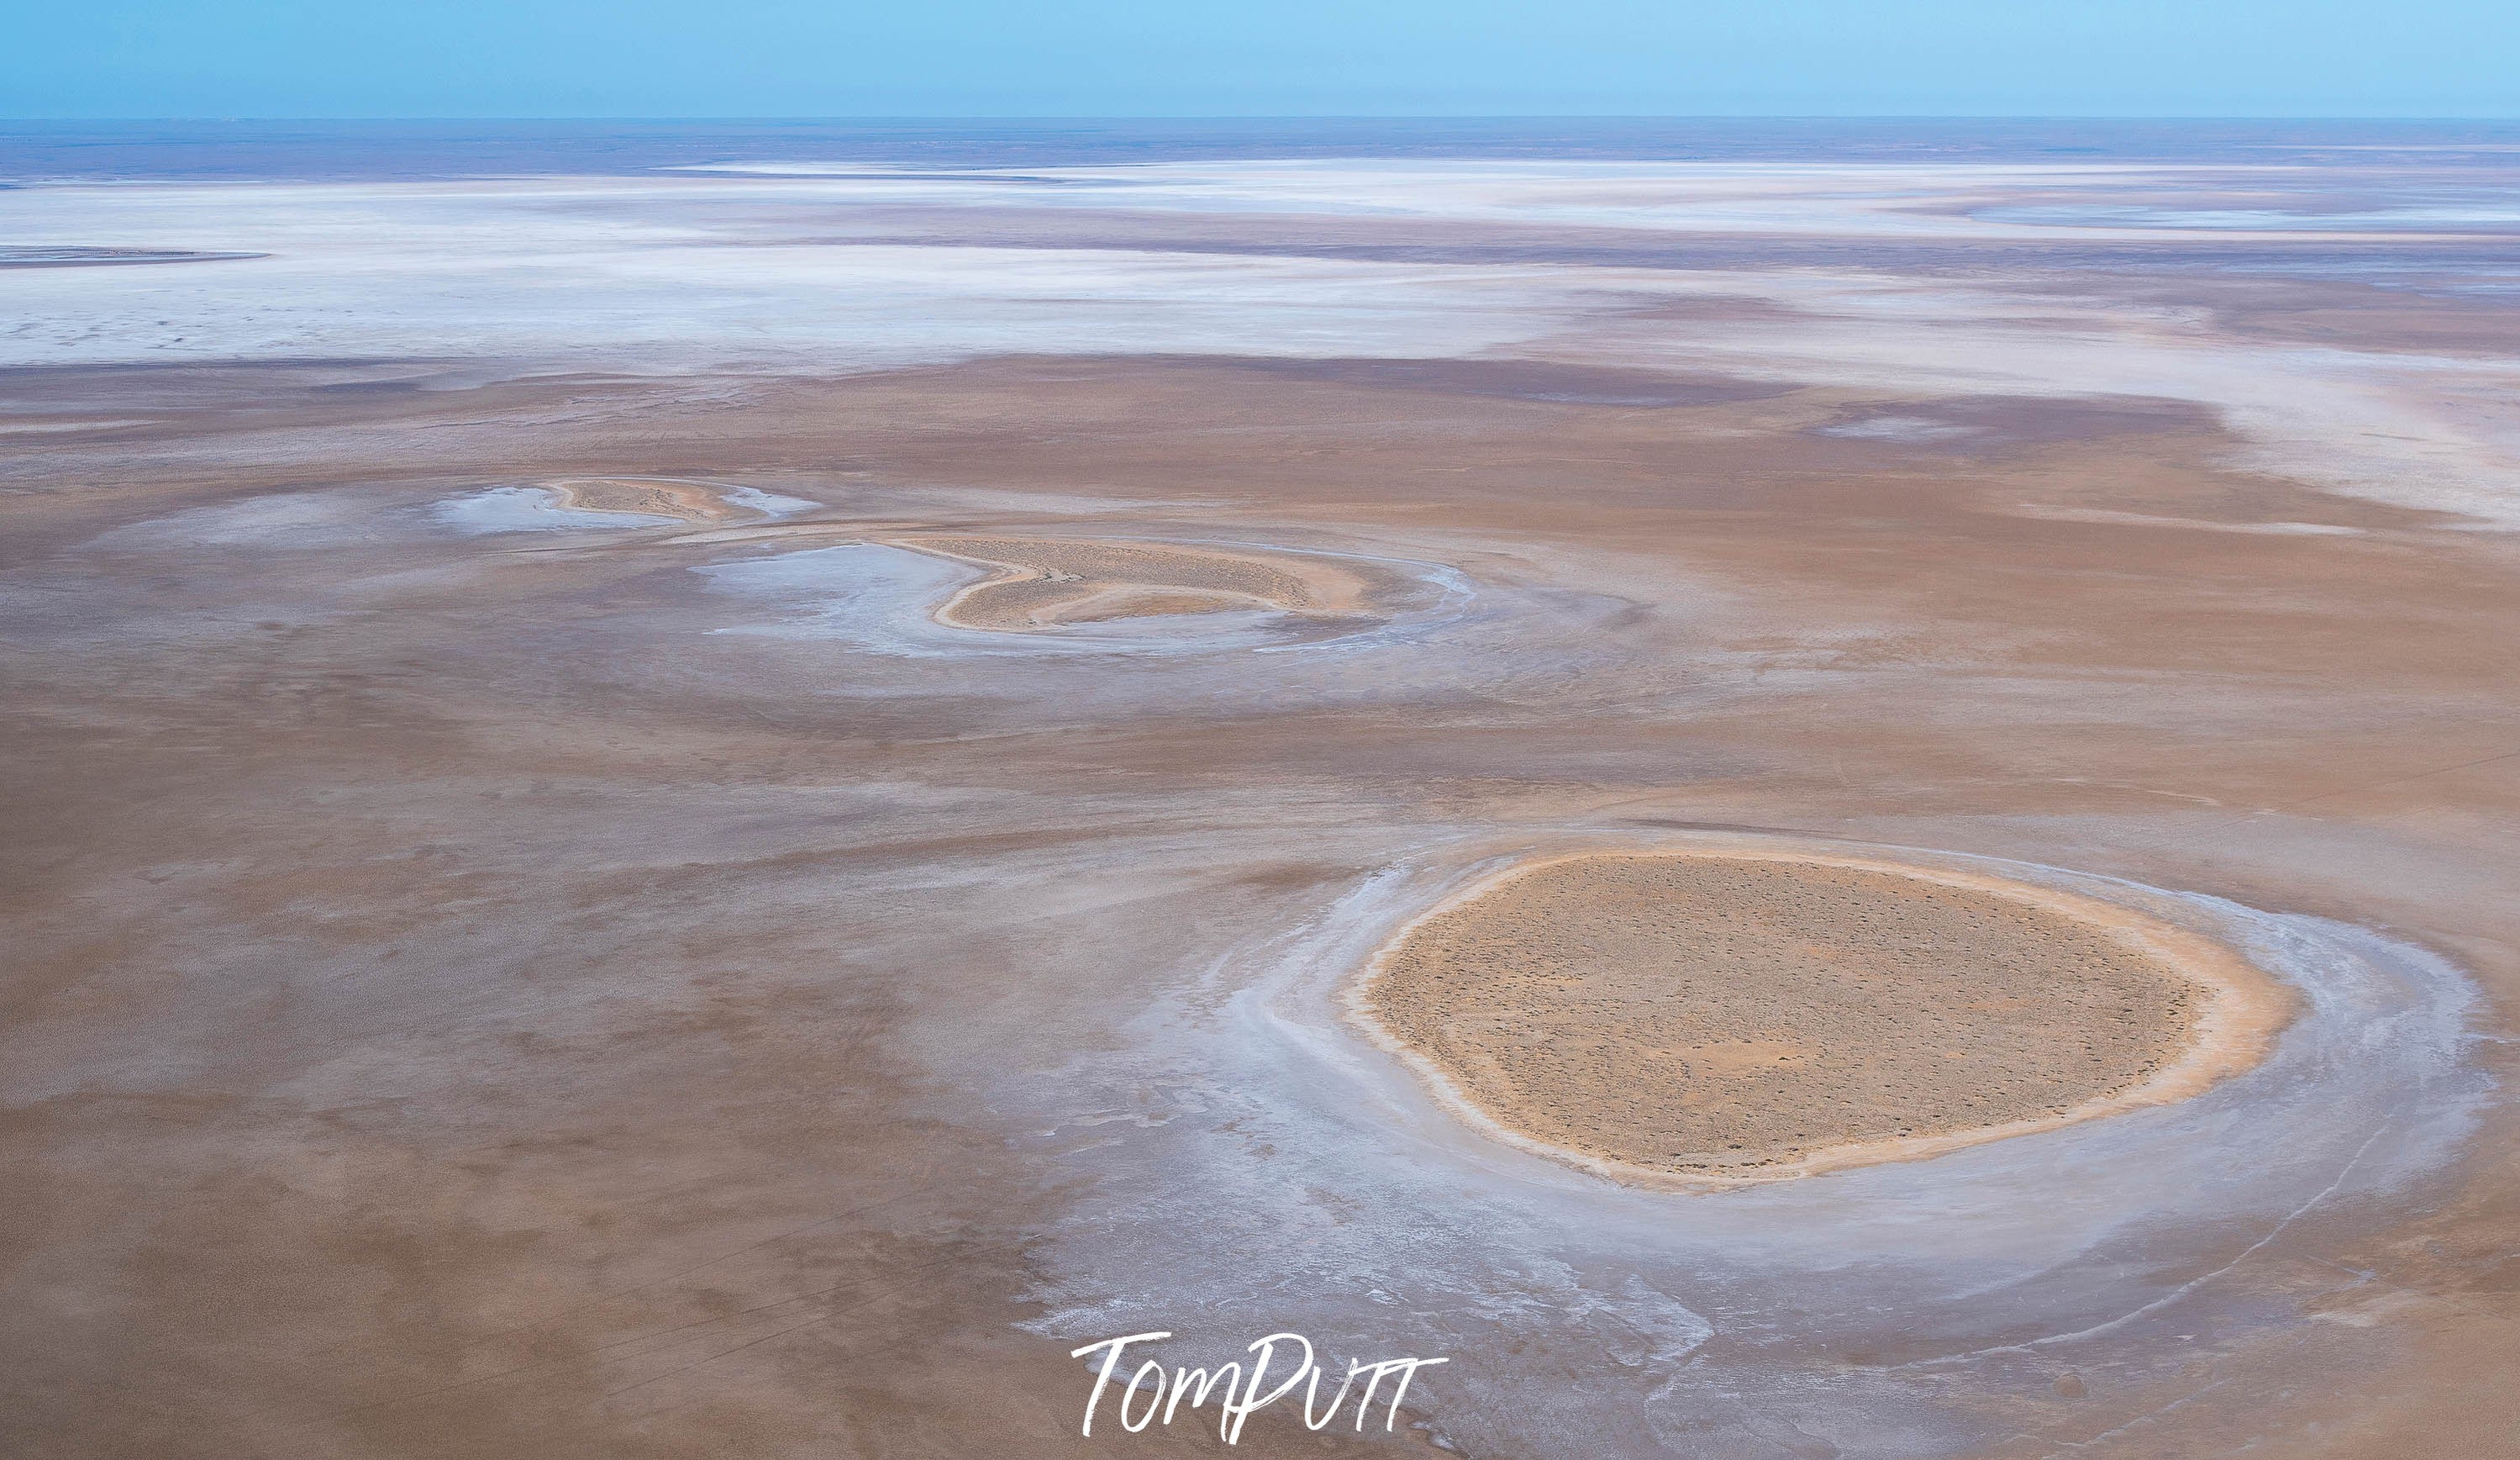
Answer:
692 538 1477 660
718 485 821 519
430 484 683 535
1010 835 2487 1457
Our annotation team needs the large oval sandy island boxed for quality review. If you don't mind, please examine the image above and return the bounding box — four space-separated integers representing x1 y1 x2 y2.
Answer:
1355 848 2296 1187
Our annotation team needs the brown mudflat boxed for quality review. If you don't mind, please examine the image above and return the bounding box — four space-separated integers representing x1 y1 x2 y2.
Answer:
893 535 1360 629
1366 851 2223 1178
14 164 2520 1457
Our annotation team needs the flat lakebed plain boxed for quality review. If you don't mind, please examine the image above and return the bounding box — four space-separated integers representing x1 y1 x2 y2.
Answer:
4 121 2520 1458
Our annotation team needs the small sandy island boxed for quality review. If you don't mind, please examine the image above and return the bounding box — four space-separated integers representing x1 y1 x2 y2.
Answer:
545 477 751 524
1358 848 2296 1186
886 535 1383 630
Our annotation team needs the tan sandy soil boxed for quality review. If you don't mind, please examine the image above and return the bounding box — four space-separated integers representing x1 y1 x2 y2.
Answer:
546 477 750 523
1360 848 2293 1183
887 534 1370 630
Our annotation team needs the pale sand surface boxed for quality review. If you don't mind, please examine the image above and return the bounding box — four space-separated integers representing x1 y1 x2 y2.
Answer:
889 534 1373 629
1361 847 2294 1184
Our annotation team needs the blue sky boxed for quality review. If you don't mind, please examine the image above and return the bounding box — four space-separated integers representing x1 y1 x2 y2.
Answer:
8 0 2517 119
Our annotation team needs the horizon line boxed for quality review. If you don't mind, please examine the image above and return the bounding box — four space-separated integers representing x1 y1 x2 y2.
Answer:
10 113 2520 125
